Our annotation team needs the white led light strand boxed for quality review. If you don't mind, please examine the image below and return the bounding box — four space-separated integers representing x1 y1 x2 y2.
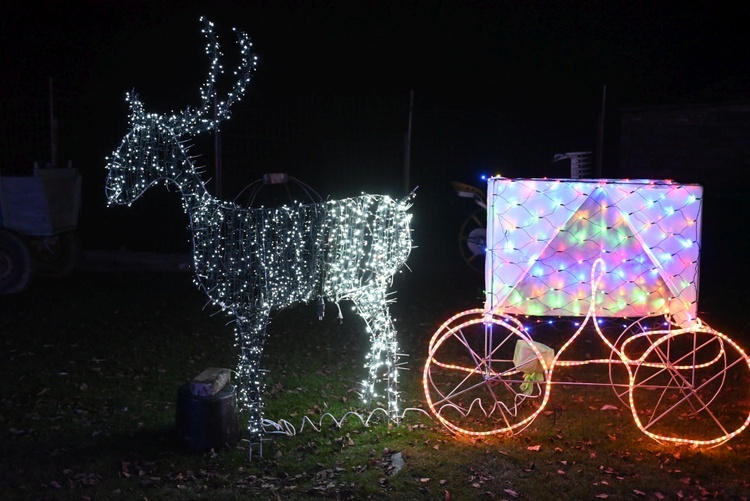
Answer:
104 18 414 450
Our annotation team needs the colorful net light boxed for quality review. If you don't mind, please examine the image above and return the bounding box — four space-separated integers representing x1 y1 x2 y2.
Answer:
485 177 702 325
424 176 750 447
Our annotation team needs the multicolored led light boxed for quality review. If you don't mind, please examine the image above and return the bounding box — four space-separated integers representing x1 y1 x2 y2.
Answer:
424 177 750 447
485 178 703 325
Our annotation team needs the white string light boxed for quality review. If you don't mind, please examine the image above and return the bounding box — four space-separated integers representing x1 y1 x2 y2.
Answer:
261 406 432 437
104 18 414 450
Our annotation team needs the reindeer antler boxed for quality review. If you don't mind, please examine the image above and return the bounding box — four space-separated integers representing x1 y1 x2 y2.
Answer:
169 17 257 136
125 90 146 125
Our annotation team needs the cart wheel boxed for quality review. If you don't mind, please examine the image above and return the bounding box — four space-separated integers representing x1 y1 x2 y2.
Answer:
608 317 657 408
0 229 34 294
625 325 750 446
458 208 486 274
424 309 552 436
30 231 83 277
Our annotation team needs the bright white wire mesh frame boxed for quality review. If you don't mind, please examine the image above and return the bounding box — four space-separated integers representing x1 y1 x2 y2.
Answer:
104 18 414 452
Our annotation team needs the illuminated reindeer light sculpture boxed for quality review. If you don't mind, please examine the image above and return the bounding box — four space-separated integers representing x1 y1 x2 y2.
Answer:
105 18 413 449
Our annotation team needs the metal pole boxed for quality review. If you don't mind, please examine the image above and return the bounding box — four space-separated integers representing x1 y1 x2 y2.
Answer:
596 84 606 177
403 90 414 194
49 78 57 167
214 94 222 197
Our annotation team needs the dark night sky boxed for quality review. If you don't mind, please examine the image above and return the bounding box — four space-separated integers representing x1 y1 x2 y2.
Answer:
4 1 746 107
2 1 748 252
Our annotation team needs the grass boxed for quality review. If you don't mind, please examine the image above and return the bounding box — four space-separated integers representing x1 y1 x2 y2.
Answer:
1 262 749 500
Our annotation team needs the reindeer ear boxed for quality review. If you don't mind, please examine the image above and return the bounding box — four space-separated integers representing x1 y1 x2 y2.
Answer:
126 91 146 121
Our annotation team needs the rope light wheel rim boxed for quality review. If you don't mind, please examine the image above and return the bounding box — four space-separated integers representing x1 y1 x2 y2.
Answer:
608 316 656 409
423 309 552 436
427 308 485 354
624 323 750 446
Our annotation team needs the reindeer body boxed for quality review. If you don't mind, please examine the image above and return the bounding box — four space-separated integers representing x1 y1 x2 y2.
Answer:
105 19 413 446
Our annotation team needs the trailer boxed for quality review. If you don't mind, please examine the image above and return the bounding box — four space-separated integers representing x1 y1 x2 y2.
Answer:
0 165 82 293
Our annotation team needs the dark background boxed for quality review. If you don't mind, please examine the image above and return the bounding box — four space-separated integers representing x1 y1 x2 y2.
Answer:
2 1 749 274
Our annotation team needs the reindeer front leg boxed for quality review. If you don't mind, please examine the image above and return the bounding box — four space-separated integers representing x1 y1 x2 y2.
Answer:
350 283 402 424
234 308 270 452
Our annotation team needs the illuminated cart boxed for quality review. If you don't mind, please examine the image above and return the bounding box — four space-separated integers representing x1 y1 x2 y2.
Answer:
423 177 750 446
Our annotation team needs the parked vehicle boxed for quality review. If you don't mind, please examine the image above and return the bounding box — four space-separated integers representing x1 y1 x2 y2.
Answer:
0 165 82 293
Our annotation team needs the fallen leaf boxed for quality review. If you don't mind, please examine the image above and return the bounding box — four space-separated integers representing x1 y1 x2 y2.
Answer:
503 488 519 497
600 404 619 411
527 445 541 451
595 495 609 499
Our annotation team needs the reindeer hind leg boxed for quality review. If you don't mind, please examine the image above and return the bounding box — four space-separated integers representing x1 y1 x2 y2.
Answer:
350 284 402 424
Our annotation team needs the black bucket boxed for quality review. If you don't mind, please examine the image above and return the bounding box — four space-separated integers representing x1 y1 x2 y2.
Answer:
174 383 240 452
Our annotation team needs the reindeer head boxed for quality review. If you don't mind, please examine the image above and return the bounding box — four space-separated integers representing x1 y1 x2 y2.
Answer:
105 17 256 205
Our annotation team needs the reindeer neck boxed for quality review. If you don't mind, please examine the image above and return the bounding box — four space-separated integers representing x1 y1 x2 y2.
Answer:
155 132 217 211
169 171 217 212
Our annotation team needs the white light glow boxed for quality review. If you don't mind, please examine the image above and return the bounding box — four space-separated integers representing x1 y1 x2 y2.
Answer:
105 18 413 448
